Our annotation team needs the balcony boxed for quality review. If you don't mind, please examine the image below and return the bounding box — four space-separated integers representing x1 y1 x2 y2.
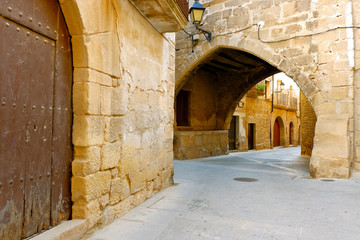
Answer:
128 0 189 33
274 92 298 110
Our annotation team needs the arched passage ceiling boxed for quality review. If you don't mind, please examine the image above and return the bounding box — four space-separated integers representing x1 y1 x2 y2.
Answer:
177 48 279 94
199 48 277 76
177 48 280 129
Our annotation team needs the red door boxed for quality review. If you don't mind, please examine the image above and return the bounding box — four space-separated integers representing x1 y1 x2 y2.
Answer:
273 119 280 147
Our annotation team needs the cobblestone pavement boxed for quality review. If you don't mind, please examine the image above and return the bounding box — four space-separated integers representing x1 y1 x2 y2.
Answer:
88 147 360 240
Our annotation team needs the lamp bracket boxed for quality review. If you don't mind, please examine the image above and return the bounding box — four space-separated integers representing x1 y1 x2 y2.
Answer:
195 25 212 42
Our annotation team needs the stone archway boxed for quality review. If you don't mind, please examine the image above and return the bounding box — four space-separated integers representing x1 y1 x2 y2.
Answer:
175 0 359 178
175 40 351 178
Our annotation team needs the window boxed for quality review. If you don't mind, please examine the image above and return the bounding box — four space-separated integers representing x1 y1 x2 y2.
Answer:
176 90 190 126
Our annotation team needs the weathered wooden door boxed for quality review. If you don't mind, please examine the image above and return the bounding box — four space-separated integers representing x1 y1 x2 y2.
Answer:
228 116 236 150
0 0 72 239
273 119 280 147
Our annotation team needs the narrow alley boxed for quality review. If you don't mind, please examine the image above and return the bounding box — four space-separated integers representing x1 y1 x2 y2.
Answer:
87 147 360 240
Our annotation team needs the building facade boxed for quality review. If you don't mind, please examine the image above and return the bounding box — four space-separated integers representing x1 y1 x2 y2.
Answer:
231 78 300 152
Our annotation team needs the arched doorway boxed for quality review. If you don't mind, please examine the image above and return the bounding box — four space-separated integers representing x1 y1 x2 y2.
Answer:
0 0 72 238
274 119 281 147
273 117 285 147
289 122 294 146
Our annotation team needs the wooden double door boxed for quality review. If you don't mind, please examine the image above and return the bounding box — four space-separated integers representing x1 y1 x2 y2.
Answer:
0 0 72 238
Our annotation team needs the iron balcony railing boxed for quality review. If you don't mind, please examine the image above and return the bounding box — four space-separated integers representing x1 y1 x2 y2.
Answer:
176 0 189 19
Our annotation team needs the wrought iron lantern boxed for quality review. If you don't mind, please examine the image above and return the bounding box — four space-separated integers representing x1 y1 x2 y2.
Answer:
189 0 205 26
188 0 211 42
279 81 285 92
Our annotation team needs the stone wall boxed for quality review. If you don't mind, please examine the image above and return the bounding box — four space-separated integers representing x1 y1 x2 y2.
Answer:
241 95 272 150
175 0 356 178
174 130 228 159
60 0 176 232
300 92 317 157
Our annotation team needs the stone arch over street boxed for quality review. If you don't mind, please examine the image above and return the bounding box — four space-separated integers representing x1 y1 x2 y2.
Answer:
175 1 357 178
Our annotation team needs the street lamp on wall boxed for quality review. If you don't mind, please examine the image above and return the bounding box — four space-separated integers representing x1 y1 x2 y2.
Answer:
189 0 205 26
271 80 285 113
188 0 211 47
278 81 285 92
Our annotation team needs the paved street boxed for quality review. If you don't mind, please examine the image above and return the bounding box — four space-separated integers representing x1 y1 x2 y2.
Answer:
88 147 360 240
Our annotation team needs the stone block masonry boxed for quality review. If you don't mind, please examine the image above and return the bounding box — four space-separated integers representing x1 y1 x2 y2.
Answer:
300 92 317 157
175 0 359 178
58 0 177 235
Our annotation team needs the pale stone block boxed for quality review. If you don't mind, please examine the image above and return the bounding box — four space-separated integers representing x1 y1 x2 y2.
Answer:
105 195 133 219
72 170 111 203
87 32 121 77
123 133 141 152
73 115 105 146
161 168 174 188
75 0 114 34
111 168 119 178
71 35 88 68
153 176 162 191
72 200 101 227
111 87 128 116
145 164 159 182
73 82 101 115
109 178 131 204
74 68 113 86
282 1 297 18
59 0 84 36
315 118 348 136
99 194 110 210
121 151 140 175
312 135 349 159
101 86 112 115
105 117 125 143
309 155 350 178
101 142 121 170
313 30 339 43
133 189 148 206
315 102 335 115
284 24 302 35
329 87 348 100
73 146 101 177
129 171 146 193
329 71 351 86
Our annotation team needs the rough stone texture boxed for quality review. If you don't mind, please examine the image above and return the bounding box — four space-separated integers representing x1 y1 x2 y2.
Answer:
56 0 179 236
175 0 358 178
174 130 228 159
300 92 317 157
